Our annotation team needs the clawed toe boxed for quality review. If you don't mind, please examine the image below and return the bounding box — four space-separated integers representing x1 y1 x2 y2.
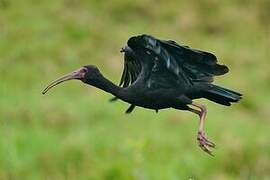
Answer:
197 131 215 156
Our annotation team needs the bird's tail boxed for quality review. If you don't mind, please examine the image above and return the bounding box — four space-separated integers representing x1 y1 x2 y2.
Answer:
203 84 242 106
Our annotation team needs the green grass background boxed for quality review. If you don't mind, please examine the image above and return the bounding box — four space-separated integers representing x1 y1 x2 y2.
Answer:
1 0 270 179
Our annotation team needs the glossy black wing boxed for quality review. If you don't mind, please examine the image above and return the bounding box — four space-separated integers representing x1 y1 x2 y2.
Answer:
159 39 229 83
136 35 229 88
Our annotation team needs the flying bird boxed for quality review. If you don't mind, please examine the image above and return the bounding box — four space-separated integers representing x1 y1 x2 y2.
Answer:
42 34 242 155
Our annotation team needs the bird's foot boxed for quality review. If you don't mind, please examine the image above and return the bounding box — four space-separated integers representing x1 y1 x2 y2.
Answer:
197 131 215 156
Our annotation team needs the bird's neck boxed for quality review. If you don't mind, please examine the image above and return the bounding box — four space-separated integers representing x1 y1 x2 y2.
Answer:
86 74 128 101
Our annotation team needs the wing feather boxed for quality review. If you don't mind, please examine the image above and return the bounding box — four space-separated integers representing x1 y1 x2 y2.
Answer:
160 39 229 81
144 37 229 85
119 53 141 87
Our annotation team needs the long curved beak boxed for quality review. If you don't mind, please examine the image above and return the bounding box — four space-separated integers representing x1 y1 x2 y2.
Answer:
42 67 87 94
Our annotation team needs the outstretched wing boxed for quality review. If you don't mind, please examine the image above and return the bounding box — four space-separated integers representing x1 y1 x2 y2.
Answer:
133 35 229 88
159 39 229 83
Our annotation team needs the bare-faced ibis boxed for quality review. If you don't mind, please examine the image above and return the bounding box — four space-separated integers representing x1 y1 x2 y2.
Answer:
42 34 242 155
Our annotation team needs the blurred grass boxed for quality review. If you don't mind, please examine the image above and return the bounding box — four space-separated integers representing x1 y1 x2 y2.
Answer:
0 0 270 179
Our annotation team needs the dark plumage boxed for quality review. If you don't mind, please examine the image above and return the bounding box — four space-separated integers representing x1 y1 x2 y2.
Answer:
42 34 242 155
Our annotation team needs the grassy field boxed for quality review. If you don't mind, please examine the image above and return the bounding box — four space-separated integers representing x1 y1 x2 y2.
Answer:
1 0 270 179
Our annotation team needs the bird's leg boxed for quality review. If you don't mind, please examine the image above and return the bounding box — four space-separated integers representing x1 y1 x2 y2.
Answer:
189 102 215 156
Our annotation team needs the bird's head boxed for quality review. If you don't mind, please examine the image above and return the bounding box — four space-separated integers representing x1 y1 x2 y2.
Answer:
42 65 102 94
